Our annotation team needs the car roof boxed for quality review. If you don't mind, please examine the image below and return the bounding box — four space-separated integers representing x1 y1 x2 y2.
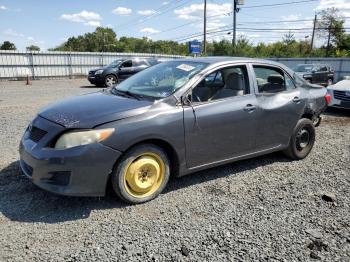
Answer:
174 56 269 63
297 63 328 67
172 56 294 73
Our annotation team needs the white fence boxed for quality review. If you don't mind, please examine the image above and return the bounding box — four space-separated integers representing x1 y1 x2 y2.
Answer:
0 50 349 82
0 50 184 79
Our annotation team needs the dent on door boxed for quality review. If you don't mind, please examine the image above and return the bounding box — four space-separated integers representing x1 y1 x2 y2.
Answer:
255 89 305 149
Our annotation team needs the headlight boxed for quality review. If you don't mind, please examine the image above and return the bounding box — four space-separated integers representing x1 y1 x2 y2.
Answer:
54 128 114 150
95 69 103 75
303 74 312 78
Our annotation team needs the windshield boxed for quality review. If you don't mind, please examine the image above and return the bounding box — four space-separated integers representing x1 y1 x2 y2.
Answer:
114 61 208 99
108 60 123 68
294 64 313 72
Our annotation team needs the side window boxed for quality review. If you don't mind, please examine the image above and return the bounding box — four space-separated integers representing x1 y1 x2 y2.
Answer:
253 66 286 94
192 65 249 103
121 60 132 68
320 66 328 72
285 73 296 89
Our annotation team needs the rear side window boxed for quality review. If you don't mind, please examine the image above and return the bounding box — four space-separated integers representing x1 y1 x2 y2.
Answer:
253 66 286 94
320 66 328 71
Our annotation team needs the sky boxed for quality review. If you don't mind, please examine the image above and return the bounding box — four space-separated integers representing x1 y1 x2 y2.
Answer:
0 0 350 51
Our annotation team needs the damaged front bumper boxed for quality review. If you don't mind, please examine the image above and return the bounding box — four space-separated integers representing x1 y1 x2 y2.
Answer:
19 116 121 196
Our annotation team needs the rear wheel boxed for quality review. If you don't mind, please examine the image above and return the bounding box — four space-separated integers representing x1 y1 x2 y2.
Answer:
283 118 315 160
112 144 170 204
105 75 118 87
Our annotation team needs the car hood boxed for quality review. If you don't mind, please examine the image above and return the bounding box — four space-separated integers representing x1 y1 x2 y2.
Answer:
39 91 153 128
328 80 350 90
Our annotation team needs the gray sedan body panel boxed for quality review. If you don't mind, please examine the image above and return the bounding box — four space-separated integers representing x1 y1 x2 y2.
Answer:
100 58 327 175
19 57 328 196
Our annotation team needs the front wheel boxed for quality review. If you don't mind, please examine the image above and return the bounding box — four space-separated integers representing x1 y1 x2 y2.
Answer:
105 75 118 87
283 118 316 160
111 144 170 204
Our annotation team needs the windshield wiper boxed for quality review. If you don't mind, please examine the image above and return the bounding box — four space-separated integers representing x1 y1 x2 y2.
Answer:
112 88 143 100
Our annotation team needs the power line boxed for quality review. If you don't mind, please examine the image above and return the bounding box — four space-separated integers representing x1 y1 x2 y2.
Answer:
241 0 319 9
174 25 350 42
116 0 195 31
147 11 232 37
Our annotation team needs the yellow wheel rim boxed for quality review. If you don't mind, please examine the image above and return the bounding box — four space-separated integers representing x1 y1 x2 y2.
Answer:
123 152 165 198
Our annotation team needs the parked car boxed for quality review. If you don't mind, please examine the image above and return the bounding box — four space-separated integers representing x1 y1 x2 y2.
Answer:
88 57 159 87
20 57 329 204
294 64 335 86
327 79 350 109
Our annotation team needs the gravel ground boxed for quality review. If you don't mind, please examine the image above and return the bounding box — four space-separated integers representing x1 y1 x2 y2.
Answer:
0 79 349 262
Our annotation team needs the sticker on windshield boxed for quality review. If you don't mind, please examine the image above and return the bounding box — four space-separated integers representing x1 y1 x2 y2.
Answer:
176 64 195 72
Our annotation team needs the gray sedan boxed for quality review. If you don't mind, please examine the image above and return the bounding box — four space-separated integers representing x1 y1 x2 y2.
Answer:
19 57 328 204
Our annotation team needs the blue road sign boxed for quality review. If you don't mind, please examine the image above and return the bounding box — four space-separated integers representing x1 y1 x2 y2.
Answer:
188 40 202 54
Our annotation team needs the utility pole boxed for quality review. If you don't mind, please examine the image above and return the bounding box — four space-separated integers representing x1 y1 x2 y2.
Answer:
203 0 207 55
310 14 317 51
232 0 237 51
326 18 332 57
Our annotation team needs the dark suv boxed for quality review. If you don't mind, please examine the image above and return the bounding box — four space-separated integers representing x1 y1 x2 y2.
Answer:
88 57 159 87
294 64 335 86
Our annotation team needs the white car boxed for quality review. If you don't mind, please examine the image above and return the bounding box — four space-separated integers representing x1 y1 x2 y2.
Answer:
327 80 350 109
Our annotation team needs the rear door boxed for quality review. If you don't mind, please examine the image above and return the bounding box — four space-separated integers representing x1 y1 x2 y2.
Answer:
133 59 150 74
252 64 305 150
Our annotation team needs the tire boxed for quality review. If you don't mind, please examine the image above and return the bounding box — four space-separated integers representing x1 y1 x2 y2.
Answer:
111 144 170 204
327 78 333 86
104 75 118 87
312 115 322 127
283 118 316 160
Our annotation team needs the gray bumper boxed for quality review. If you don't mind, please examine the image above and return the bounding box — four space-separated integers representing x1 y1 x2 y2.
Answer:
19 116 122 196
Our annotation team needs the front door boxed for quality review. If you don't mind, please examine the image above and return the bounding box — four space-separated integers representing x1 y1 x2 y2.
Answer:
183 64 260 168
118 60 134 80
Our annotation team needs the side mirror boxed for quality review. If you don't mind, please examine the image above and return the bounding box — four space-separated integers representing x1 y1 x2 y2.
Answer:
181 93 192 106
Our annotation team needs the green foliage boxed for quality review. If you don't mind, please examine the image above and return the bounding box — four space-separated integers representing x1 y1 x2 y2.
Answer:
26 45 40 51
50 11 350 58
0 41 16 50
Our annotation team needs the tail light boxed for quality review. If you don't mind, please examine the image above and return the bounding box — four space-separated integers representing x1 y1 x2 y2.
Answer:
325 94 331 105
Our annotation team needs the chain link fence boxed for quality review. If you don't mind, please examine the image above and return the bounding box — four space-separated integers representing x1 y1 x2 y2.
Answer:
0 50 349 82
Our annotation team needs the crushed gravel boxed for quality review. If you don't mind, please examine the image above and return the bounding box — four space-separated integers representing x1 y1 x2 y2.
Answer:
0 79 349 261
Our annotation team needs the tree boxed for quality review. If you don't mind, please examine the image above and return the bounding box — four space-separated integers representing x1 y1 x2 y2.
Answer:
282 31 296 46
0 41 16 50
26 45 40 51
52 27 118 52
316 8 347 56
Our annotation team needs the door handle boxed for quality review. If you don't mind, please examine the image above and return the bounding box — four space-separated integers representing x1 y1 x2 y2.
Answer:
292 97 301 103
244 104 256 112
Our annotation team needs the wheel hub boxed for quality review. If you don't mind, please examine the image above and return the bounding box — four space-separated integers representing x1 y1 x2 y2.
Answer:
124 153 165 198
296 128 310 150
